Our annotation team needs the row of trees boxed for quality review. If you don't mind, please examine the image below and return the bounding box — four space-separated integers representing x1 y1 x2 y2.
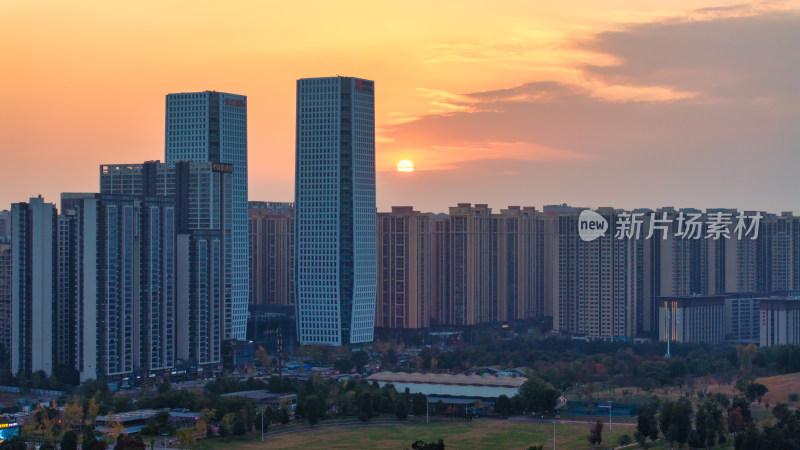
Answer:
632 378 776 449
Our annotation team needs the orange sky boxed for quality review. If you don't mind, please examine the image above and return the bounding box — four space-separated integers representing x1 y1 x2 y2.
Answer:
2 1 800 213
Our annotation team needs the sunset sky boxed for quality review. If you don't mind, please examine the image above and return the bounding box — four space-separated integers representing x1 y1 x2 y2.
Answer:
2 1 799 213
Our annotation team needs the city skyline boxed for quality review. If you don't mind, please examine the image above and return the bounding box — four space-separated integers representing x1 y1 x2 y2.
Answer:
3 1 800 213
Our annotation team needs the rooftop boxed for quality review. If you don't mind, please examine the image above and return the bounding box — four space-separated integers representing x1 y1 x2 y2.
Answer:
367 372 527 388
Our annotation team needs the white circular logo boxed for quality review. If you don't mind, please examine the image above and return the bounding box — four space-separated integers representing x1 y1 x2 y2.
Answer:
578 210 608 242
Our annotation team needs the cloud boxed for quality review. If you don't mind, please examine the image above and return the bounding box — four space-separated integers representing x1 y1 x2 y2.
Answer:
377 7 800 212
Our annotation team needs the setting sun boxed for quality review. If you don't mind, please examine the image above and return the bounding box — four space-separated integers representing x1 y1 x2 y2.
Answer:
397 160 414 172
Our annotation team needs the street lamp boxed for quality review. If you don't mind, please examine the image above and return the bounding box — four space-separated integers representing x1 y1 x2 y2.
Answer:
608 400 613 431
426 395 429 423
553 420 556 450
161 432 169 450
261 407 267 441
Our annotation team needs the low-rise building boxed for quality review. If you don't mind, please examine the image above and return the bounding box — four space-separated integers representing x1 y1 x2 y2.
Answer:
760 294 800 347
658 295 726 344
366 371 526 400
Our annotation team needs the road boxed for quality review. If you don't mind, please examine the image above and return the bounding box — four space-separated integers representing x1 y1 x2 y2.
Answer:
508 416 637 428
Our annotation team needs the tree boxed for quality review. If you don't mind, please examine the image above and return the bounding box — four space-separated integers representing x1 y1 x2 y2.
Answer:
637 404 659 443
195 419 208 440
696 400 724 448
634 431 648 449
395 400 408 420
661 397 692 448
87 396 100 426
219 413 234 437
358 391 373 421
177 428 196 449
115 434 146 450
63 396 83 430
494 395 511 417
61 431 79 450
280 407 290 424
412 393 427 416
107 413 126 443
0 436 27 450
519 376 560 415
434 400 447 416
306 395 320 425
587 419 603 449
232 415 247 436
410 439 445 450
157 380 172 394
728 407 746 434
736 344 757 377
352 351 370 373
617 434 632 447
745 382 768 404
255 345 273 368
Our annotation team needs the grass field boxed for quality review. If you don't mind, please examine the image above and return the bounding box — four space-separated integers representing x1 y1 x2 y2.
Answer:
570 371 800 410
756 372 800 406
205 419 635 450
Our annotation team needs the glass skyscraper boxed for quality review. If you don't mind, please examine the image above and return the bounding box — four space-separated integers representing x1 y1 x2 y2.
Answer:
295 76 377 346
165 91 248 340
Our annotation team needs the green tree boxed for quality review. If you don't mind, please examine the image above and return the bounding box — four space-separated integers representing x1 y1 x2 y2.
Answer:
306 395 320 425
177 429 195 449
637 404 659 444
219 413 234 437
745 382 768 404
115 434 146 450
494 395 510 417
434 400 446 416
410 439 445 450
587 419 603 449
352 351 370 373
232 415 247 436
61 431 78 450
280 407 290 424
395 400 408 420
519 375 560 415
412 393 427 416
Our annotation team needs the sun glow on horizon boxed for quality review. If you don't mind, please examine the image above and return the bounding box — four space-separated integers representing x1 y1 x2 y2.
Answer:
397 159 414 172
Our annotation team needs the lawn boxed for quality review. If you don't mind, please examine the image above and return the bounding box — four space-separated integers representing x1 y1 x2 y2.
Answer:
206 419 635 449
756 372 800 406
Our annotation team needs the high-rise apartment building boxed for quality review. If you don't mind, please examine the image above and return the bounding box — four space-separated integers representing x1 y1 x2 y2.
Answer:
448 203 496 325
430 215 451 326
71 194 175 381
496 206 545 321
552 207 637 340
99 160 231 371
249 203 294 306
0 210 10 240
11 197 57 375
376 207 432 329
0 242 11 354
378 204 545 329
165 91 248 340
760 213 797 292
295 76 377 345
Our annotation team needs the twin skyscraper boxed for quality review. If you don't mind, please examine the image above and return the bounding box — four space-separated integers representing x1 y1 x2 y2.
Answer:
167 77 378 349
167 76 378 349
